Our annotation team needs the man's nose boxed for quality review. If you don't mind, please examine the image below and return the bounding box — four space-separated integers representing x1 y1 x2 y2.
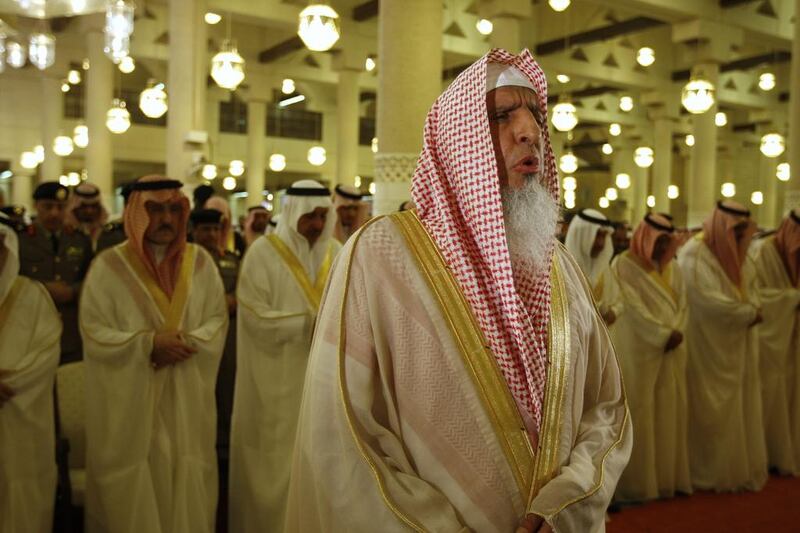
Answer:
516 113 541 147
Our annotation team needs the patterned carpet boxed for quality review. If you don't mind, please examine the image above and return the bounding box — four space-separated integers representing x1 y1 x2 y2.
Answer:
607 475 800 532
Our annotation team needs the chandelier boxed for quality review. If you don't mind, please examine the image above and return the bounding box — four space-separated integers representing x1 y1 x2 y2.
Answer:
551 100 578 132
776 163 790 182
104 0 134 63
667 185 680 199
307 146 327 166
269 154 287 172
211 40 245 90
228 160 245 177
634 146 654 168
615 173 631 189
760 133 785 158
720 182 736 198
6 39 26 68
636 47 655 67
201 164 217 180
681 78 715 114
28 32 55 70
559 151 578 174
53 135 74 156
758 72 776 91
222 176 237 191
298 4 341 52
73 124 89 148
106 98 130 134
476 19 493 36
139 81 168 119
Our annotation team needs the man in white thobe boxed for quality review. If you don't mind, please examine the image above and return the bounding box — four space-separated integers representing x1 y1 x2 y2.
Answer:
332 184 368 244
285 50 630 533
611 214 691 502
565 209 621 326
80 176 228 533
229 179 341 532
678 200 768 492
0 216 61 533
754 210 800 474
65 181 109 251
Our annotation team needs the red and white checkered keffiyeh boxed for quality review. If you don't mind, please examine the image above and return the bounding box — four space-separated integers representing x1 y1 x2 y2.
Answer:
412 49 559 433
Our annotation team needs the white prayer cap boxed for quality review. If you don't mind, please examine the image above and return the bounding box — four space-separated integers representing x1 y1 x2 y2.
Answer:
486 63 537 94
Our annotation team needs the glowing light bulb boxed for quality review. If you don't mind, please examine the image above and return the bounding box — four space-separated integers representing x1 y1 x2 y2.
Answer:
721 182 736 198
476 19 493 35
269 154 286 172
667 185 679 199
636 47 655 67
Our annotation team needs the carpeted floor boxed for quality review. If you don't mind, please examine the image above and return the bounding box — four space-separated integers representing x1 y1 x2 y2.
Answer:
607 475 800 532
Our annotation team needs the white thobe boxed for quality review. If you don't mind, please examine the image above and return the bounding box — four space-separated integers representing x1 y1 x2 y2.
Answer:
609 253 691 502
285 214 631 532
754 237 800 474
229 234 341 533
678 237 768 492
80 243 228 533
0 276 61 533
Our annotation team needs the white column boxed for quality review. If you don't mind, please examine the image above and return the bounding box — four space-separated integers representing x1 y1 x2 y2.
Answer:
336 69 360 186
375 0 443 214
11 164 34 210
489 17 521 52
786 0 800 212
246 99 266 205
759 155 778 228
653 118 673 214
41 76 63 181
85 31 114 205
687 63 720 226
167 0 205 183
632 166 649 224
482 0 531 53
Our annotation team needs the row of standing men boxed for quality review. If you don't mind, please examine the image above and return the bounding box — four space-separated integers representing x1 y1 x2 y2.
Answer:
0 177 368 532
564 202 800 503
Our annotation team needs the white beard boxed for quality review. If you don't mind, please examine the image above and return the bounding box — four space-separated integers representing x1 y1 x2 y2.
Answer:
502 178 560 277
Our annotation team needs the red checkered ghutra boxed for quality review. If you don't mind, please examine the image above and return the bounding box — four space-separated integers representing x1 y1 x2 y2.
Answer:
412 49 560 432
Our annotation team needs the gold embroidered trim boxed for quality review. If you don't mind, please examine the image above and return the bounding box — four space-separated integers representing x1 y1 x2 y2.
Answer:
529 253 571 504
267 234 333 311
541 244 630 517
336 216 427 532
120 243 196 330
391 210 536 496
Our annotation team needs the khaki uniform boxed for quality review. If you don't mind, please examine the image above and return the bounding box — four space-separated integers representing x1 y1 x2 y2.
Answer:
96 220 126 252
18 222 93 364
213 249 239 529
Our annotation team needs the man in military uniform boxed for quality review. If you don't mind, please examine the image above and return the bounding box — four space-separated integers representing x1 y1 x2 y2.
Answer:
189 207 240 530
18 182 93 364
96 182 133 252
